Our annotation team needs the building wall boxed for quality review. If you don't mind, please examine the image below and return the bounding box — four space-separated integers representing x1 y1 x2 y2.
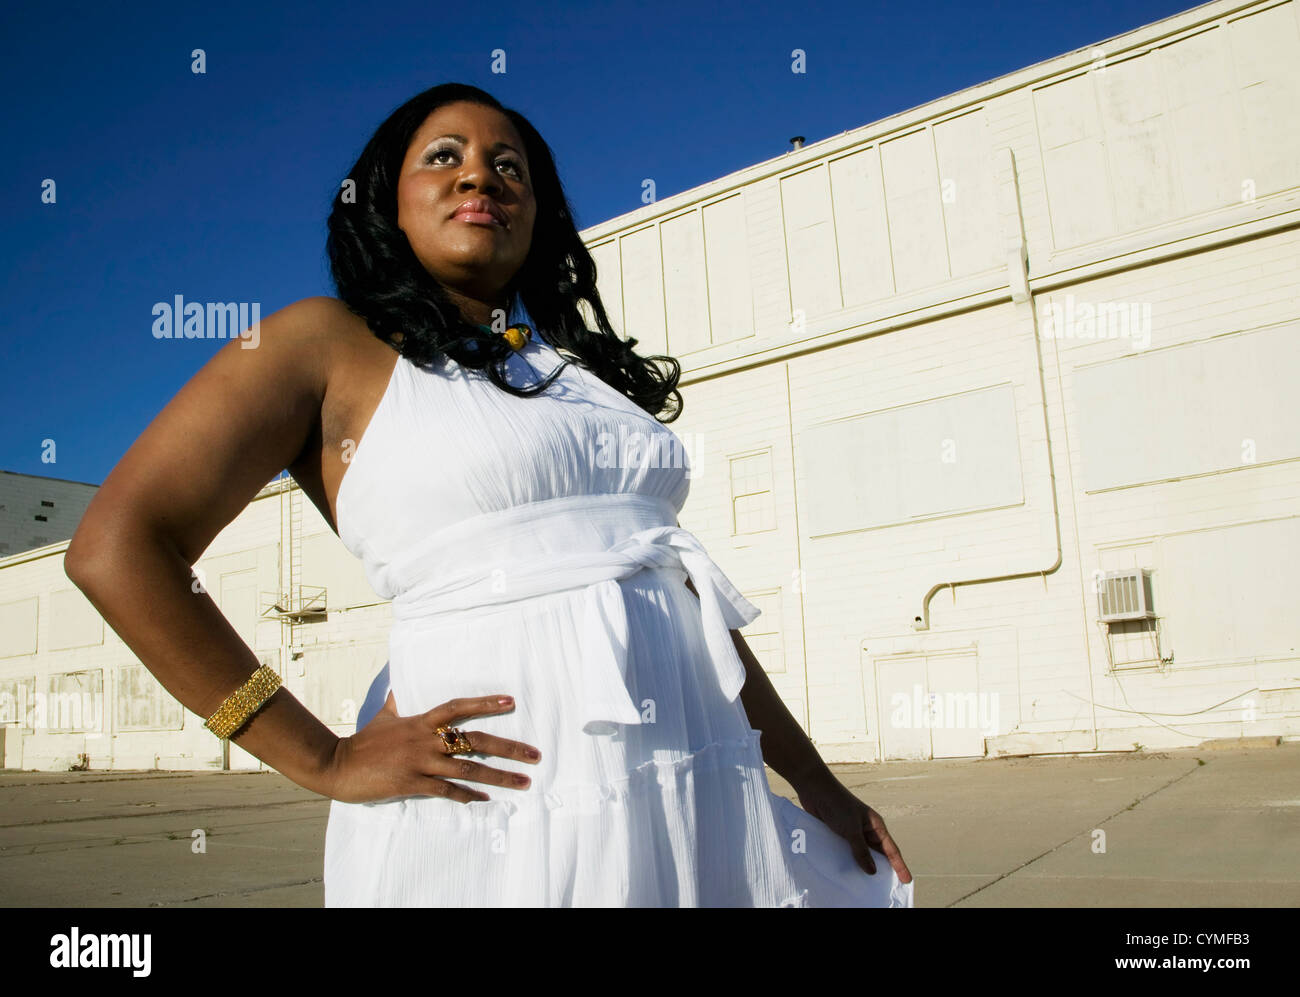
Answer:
1 0 1296 770
585 0 1300 760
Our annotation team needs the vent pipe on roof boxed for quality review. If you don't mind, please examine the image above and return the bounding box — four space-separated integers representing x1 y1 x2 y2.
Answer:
789 135 805 151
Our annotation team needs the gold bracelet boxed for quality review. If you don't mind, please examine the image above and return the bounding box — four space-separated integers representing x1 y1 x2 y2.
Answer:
203 664 282 740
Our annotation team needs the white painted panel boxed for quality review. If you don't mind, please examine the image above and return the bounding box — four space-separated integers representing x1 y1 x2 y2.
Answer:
876 655 930 760
587 239 625 338
802 384 1024 536
1161 28 1243 213
933 109 1001 277
901 387 1023 518
803 411 899 533
0 597 38 657
1036 70 1098 150
880 129 949 292
1074 322 1300 490
1096 54 1180 230
830 148 894 307
781 165 841 321
619 227 667 357
218 569 258 645
1155 518 1300 664
1161 26 1233 110
1229 4 1300 197
661 211 710 356
1035 74 1116 248
926 650 986 758
703 194 755 345
48 587 103 650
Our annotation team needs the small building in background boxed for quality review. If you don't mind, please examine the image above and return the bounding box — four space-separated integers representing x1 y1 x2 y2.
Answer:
0 470 98 559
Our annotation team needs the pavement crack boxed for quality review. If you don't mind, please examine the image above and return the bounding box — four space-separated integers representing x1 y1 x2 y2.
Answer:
150 877 323 906
945 760 1205 907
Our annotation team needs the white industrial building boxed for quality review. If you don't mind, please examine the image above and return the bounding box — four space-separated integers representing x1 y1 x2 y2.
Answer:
2 0 1297 771
0 470 98 559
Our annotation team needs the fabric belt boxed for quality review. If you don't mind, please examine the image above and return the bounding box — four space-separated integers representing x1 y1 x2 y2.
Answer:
381 524 760 735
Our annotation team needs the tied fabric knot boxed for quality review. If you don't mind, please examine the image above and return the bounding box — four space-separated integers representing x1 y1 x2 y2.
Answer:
578 526 761 735
354 518 762 735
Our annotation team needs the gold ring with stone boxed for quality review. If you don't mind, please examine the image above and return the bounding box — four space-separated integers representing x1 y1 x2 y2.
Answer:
435 725 475 756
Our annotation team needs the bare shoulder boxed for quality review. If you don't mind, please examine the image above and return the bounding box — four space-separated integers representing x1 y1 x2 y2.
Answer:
280 294 360 330
272 295 365 351
277 296 391 378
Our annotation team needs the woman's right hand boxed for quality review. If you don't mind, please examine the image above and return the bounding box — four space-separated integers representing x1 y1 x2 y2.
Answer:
325 692 542 804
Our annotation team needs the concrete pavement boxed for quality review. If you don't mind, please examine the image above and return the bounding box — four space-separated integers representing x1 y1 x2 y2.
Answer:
2 740 1297 907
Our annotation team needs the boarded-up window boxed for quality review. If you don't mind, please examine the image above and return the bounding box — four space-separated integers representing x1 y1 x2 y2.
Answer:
742 589 786 674
0 676 36 728
730 449 776 534
42 670 103 732
0 598 39 657
803 384 1023 535
1074 322 1300 490
49 587 104 651
115 662 184 731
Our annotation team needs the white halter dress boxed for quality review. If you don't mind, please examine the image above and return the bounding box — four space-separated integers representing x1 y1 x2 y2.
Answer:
324 329 913 907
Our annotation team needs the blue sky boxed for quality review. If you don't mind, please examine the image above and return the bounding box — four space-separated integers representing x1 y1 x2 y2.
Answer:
2 0 1196 485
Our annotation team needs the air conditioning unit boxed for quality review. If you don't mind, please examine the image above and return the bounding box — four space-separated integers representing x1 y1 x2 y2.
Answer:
1098 568 1155 622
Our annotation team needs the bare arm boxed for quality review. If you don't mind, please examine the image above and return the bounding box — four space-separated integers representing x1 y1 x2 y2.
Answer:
729 627 835 793
683 574 911 880
677 567 834 794
64 297 345 796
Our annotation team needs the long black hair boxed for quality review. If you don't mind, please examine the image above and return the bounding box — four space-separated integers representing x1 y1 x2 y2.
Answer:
326 82 683 422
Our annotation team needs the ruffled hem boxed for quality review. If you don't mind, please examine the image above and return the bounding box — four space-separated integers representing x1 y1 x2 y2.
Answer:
324 727 912 907
768 793 915 908
326 728 806 905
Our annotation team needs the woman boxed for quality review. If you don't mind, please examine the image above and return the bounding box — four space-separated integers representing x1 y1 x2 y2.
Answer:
66 82 912 907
